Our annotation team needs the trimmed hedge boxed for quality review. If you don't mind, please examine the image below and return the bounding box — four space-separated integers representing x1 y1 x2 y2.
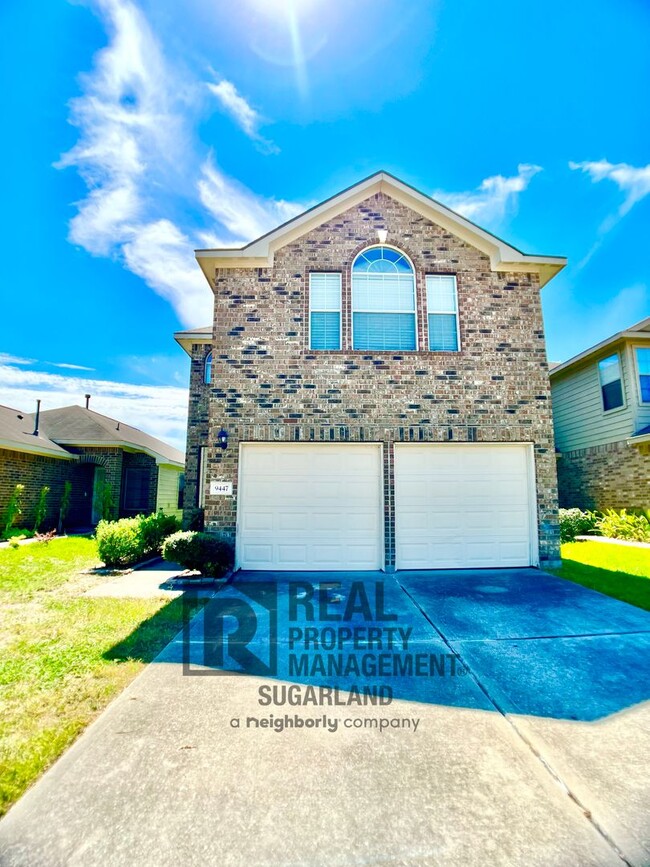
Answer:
162 531 234 578
95 511 181 567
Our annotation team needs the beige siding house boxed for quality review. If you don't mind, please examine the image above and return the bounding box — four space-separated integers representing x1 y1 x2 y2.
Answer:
550 317 650 508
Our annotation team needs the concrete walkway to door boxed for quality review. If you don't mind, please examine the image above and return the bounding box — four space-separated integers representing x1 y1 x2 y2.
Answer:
0 567 649 866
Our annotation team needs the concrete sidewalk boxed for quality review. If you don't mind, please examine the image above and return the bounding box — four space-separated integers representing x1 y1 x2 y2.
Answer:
0 569 649 866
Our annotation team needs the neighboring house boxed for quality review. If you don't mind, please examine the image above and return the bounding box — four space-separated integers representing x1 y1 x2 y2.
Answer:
0 403 184 530
550 317 650 509
175 171 566 571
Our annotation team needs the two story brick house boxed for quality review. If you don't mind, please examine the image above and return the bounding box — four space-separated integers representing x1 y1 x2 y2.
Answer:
176 172 566 571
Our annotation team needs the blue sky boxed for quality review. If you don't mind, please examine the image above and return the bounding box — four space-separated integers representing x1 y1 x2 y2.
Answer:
1 0 648 450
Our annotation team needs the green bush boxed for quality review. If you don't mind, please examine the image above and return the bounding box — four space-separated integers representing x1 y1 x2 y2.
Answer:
559 508 600 543
95 511 181 567
2 484 25 539
162 530 234 578
140 512 181 554
33 486 50 532
597 509 650 543
95 517 146 567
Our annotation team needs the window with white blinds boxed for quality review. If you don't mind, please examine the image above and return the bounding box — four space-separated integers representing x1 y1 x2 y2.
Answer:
309 272 341 350
352 247 416 350
427 275 459 351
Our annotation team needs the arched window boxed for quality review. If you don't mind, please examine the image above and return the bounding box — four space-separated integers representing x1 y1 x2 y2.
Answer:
352 246 416 350
204 351 212 384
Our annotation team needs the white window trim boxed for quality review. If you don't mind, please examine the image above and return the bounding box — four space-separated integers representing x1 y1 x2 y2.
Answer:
351 246 418 351
426 274 461 353
204 352 213 384
308 272 342 351
597 351 626 414
632 344 650 406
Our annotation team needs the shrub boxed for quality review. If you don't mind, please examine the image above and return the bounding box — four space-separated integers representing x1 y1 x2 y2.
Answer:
139 511 181 555
95 511 181 567
95 517 146 567
597 509 650 543
2 484 25 539
559 508 599 543
162 530 234 578
33 486 50 532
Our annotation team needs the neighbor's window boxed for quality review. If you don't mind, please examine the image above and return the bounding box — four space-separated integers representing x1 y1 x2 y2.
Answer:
309 273 341 350
123 468 150 512
598 353 624 411
636 347 650 403
427 275 459 351
352 247 416 351
204 352 213 384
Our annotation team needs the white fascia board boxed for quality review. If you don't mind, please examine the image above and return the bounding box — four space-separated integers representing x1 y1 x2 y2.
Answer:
550 331 650 379
53 440 184 469
0 439 77 460
195 172 567 288
173 329 213 355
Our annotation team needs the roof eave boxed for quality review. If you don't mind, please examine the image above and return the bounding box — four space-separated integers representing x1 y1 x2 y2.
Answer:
194 171 567 289
52 440 184 468
550 329 650 379
173 329 213 356
0 439 77 460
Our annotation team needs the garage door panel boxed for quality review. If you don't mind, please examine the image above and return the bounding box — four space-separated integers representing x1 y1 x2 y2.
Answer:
395 444 534 569
238 444 383 571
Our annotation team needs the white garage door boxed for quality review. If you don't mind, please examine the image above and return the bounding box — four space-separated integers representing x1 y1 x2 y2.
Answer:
237 444 383 571
395 444 535 569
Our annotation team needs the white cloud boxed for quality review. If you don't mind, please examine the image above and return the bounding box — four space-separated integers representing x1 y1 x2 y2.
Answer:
122 219 213 323
198 157 305 242
433 164 542 224
56 0 297 326
569 159 650 215
48 363 96 371
0 364 187 452
207 79 278 153
0 353 35 366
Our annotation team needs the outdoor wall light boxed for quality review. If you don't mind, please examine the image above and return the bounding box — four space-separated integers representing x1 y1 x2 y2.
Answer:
216 429 228 450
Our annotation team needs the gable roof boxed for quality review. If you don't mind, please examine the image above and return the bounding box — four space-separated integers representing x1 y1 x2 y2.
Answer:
0 404 75 460
195 170 566 288
30 405 184 467
550 317 650 379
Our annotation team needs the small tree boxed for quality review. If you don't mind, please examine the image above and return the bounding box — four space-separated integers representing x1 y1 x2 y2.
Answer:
2 484 25 539
33 486 50 532
58 481 72 534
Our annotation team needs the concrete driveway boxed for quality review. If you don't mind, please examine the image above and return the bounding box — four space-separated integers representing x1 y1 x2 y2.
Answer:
1 568 650 866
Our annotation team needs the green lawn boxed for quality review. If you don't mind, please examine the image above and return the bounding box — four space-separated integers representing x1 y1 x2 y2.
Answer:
0 537 201 817
551 540 650 611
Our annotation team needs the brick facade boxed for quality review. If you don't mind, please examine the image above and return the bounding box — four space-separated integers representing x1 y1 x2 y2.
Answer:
0 448 70 530
186 192 560 566
557 441 650 510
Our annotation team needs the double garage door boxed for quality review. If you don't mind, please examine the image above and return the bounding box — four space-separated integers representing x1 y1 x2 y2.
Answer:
237 443 535 571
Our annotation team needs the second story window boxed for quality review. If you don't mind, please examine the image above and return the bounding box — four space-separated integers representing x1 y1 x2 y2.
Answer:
636 347 650 402
309 273 341 350
427 275 459 351
352 247 416 351
598 353 624 411
204 352 212 384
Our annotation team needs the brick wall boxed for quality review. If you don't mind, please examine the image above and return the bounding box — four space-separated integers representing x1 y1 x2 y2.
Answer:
557 440 650 509
184 346 211 527
187 191 560 565
0 448 71 531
